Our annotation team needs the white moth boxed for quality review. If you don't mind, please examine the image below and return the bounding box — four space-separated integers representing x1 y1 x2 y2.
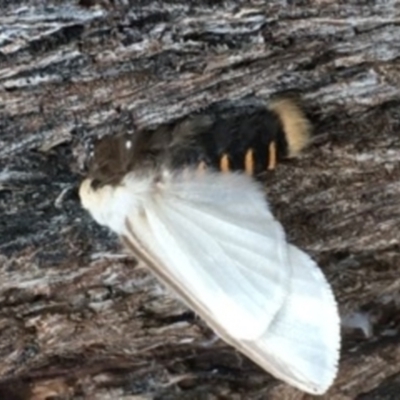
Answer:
79 166 340 395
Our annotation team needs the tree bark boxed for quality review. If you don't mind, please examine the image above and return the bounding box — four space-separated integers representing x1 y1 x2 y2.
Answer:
1 0 400 399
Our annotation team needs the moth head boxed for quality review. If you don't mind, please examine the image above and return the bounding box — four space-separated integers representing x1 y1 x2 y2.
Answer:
84 133 139 190
79 131 162 228
79 133 137 220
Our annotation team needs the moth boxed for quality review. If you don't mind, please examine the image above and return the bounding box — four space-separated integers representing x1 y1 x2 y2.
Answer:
79 98 341 395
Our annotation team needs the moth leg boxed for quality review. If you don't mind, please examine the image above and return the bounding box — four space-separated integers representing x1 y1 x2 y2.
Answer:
267 141 277 170
244 148 254 176
219 153 230 173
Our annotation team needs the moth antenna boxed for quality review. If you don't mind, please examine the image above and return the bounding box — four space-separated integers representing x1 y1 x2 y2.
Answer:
268 97 312 158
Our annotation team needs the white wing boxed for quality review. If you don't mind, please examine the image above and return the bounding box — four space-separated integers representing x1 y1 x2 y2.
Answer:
235 244 340 394
80 169 340 394
128 174 292 340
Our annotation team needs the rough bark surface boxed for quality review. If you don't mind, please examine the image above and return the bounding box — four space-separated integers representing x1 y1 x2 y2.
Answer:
1 0 400 399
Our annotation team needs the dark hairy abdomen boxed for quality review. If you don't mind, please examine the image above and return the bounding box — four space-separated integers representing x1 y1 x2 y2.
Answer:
169 106 289 175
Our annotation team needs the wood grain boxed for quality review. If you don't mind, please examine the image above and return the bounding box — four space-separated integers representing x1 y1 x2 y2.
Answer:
1 0 400 398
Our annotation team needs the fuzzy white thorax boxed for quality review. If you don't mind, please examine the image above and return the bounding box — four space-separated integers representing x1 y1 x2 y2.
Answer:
79 172 155 235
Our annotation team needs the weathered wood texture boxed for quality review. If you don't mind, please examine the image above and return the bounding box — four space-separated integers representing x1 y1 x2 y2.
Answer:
1 0 400 398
